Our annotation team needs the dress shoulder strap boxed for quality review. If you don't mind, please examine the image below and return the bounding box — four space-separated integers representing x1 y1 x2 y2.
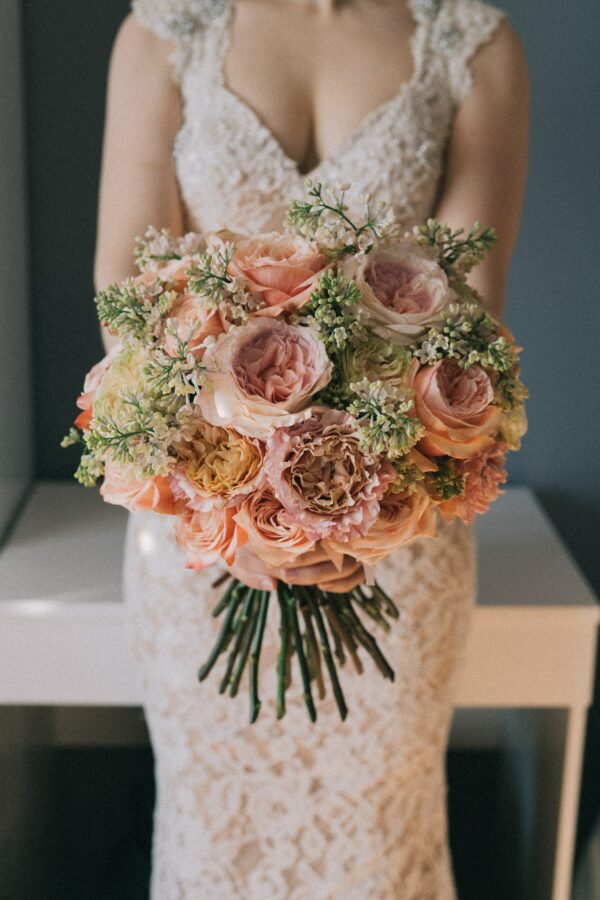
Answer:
414 0 507 107
131 0 234 82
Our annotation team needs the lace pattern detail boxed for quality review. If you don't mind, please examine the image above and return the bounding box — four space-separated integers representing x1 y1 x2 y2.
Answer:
433 0 506 106
124 512 476 899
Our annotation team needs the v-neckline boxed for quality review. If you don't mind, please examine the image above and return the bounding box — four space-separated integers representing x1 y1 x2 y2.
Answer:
216 0 429 181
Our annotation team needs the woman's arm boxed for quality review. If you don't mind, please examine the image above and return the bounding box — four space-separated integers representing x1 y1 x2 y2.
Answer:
95 14 184 352
434 21 530 318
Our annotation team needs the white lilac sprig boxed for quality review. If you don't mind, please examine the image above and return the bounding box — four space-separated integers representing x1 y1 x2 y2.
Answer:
287 180 399 257
134 225 205 270
347 379 425 460
299 268 365 352
95 278 176 343
143 335 207 400
414 301 517 374
413 219 497 276
186 243 261 322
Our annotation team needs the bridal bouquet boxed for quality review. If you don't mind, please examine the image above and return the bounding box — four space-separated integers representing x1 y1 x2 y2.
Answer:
63 182 527 723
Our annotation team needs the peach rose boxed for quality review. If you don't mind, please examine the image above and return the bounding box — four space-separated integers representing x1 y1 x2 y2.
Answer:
161 292 228 358
343 243 452 345
226 232 327 316
234 487 315 568
438 444 508 524
198 318 331 439
323 486 436 566
100 460 179 515
175 505 247 570
74 343 122 431
414 359 501 458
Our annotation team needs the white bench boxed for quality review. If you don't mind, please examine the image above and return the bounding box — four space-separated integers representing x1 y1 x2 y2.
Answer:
0 482 597 899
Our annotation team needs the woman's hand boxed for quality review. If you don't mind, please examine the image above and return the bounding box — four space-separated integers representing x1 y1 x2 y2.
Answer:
227 544 365 593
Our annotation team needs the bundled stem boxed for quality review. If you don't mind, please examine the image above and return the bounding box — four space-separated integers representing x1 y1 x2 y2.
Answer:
198 577 398 723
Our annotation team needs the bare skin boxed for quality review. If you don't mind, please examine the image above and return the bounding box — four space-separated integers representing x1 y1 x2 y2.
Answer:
95 0 529 590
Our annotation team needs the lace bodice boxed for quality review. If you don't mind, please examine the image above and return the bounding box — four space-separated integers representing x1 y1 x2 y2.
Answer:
125 2 506 897
132 0 505 234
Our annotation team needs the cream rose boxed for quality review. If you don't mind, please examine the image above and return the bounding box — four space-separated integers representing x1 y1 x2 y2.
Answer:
74 342 122 430
344 243 452 345
198 318 332 440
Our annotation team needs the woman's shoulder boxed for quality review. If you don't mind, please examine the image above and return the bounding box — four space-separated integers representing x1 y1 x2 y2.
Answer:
420 0 524 106
130 0 232 40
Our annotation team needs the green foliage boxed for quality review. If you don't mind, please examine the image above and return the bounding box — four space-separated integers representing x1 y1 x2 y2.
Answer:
424 458 465 501
303 269 364 352
413 219 497 275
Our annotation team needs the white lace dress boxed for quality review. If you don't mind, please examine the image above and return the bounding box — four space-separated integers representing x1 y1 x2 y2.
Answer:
124 1 506 897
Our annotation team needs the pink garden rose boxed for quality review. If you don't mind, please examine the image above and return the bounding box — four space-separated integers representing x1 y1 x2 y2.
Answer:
414 358 501 459
264 410 394 542
198 318 331 439
234 487 315 568
100 460 179 515
74 343 122 431
323 486 436 566
438 443 508 524
344 243 452 344
226 232 327 316
175 505 247 570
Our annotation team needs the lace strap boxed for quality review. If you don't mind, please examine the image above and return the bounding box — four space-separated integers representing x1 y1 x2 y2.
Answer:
131 0 234 82
424 0 507 107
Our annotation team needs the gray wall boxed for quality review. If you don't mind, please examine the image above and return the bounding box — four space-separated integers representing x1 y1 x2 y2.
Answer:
0 0 32 535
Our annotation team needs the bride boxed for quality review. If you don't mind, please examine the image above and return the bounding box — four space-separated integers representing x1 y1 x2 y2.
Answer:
95 0 528 896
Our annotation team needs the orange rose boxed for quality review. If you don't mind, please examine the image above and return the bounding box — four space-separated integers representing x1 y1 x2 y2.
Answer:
226 232 327 316
438 444 508 525
323 486 436 566
175 505 247 569
414 359 501 459
100 460 178 515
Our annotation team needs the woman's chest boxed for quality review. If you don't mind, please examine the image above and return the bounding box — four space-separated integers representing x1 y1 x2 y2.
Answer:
173 5 456 234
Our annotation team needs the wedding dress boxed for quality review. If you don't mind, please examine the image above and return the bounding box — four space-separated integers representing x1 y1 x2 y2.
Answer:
123 1 506 897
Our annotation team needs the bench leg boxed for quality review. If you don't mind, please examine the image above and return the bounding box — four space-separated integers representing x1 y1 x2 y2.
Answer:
552 705 588 900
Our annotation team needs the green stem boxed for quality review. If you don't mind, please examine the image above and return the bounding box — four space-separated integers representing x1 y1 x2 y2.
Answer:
371 582 400 619
300 595 326 701
229 592 259 698
249 591 270 723
218 588 254 694
341 595 395 681
276 590 290 720
281 584 317 723
197 583 245 681
307 594 348 721
211 577 237 618
352 588 391 633
324 594 364 675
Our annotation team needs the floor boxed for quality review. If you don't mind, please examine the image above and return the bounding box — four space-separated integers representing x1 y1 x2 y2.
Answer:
20 746 521 900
